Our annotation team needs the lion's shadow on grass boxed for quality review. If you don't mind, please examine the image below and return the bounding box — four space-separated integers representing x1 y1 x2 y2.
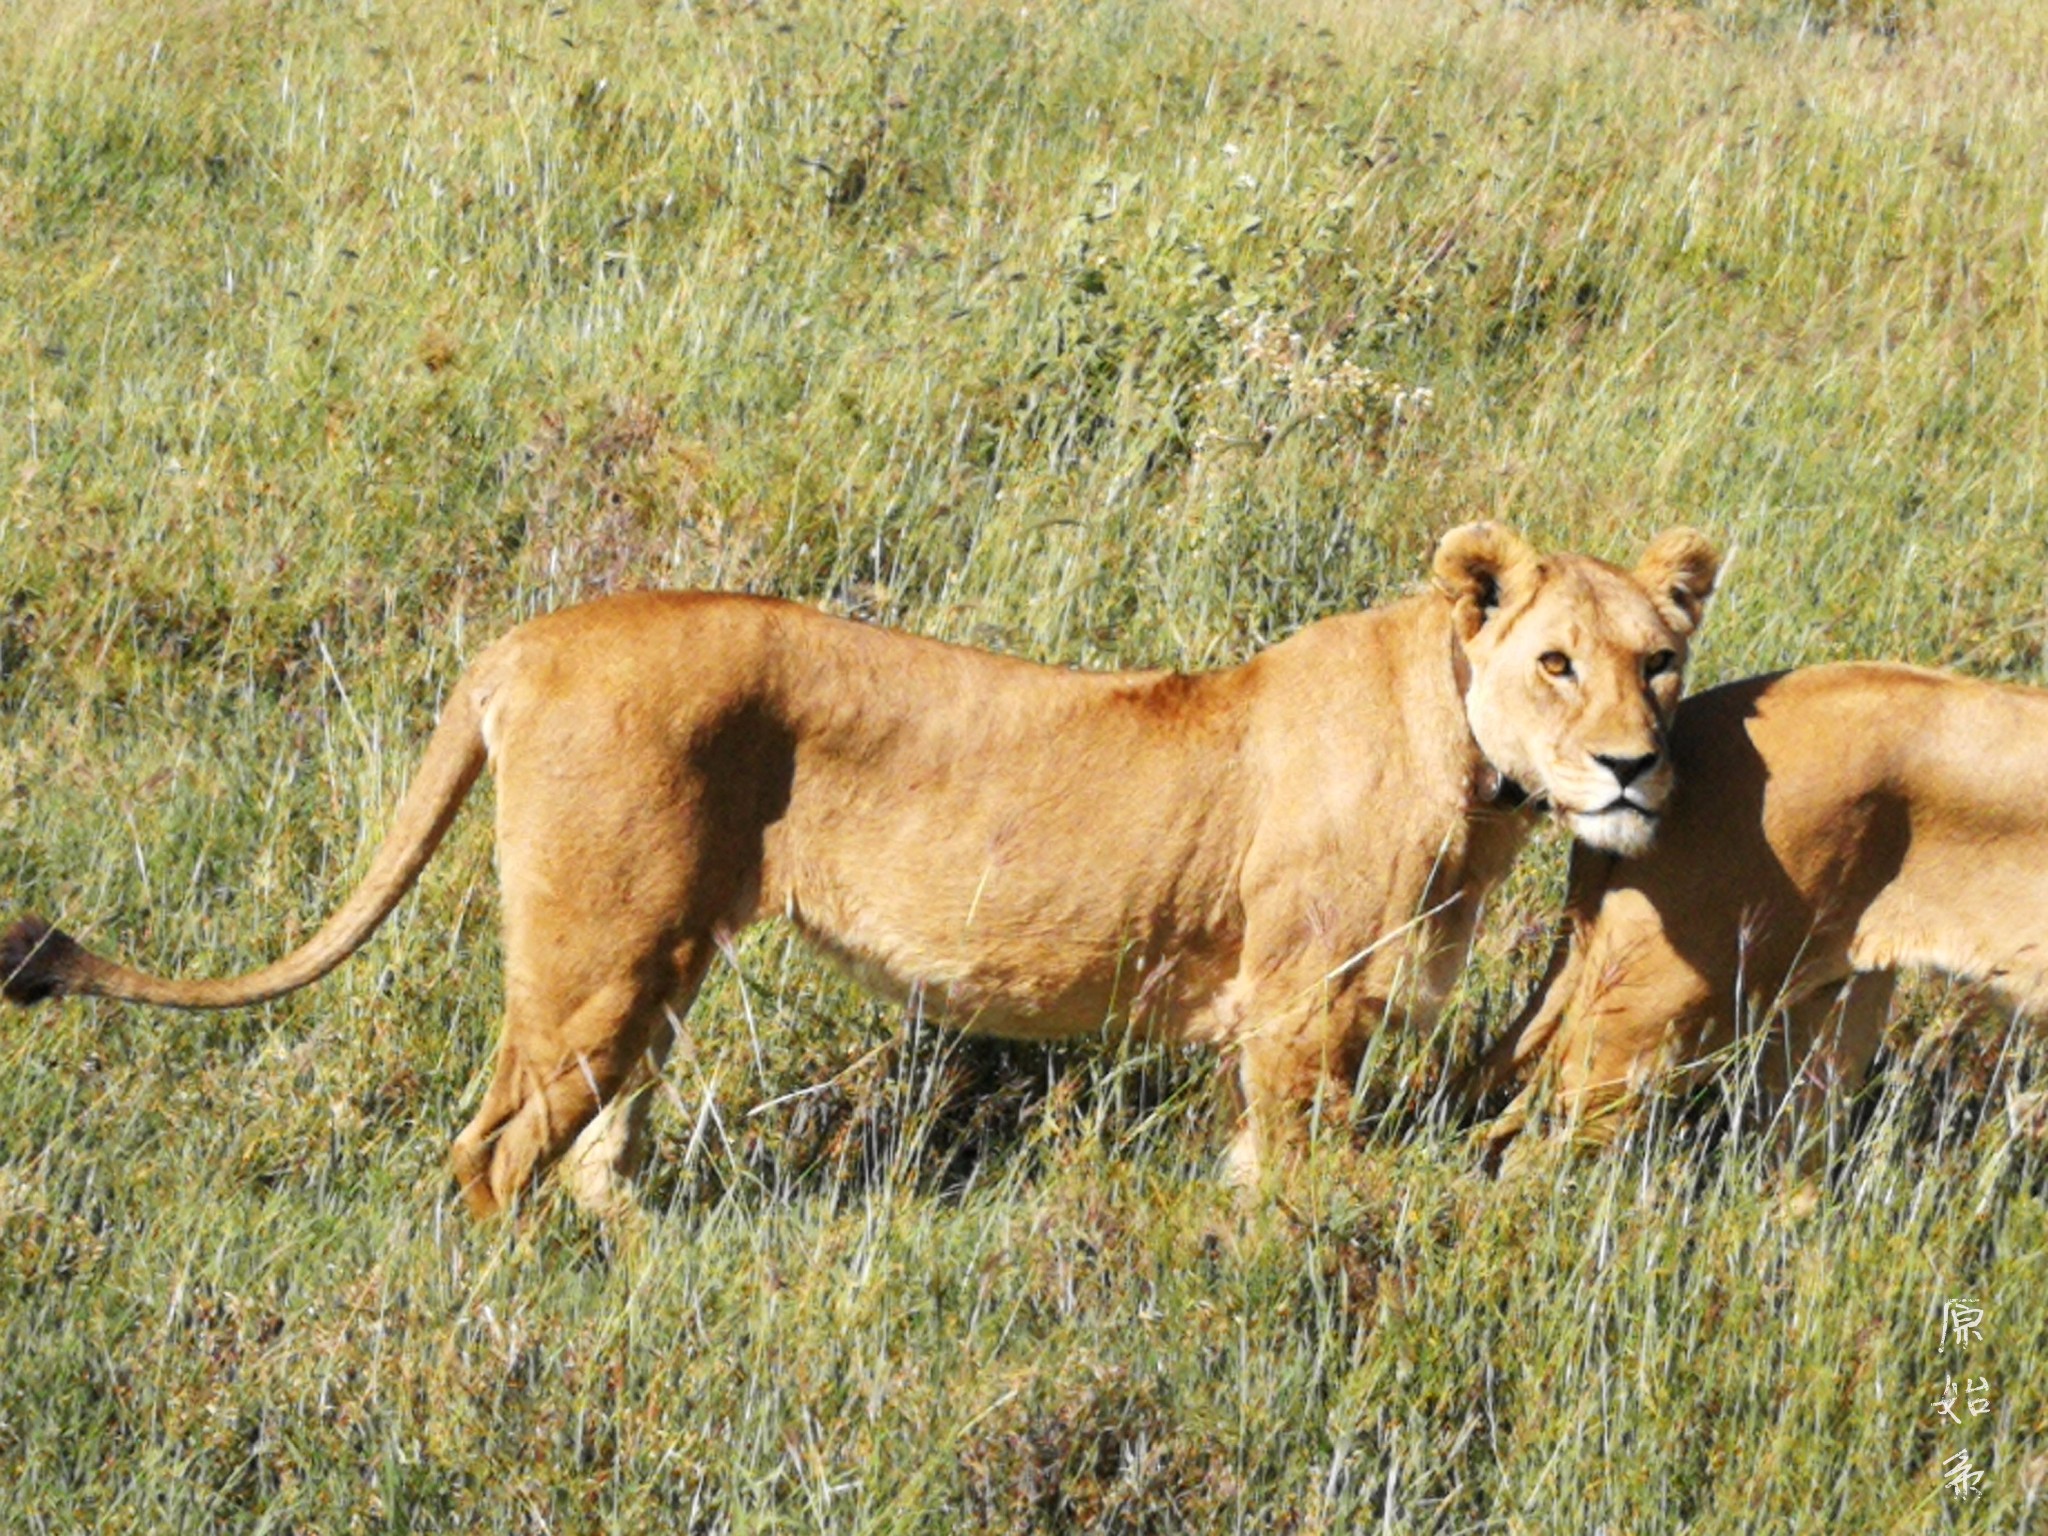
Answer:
637 1029 1220 1214
1493 1013 2048 1208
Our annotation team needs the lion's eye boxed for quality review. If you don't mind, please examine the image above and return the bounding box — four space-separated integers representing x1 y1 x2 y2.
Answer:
1539 651 1574 679
1644 649 1678 680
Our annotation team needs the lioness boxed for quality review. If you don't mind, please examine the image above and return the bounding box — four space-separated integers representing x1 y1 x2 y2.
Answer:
1469 662 2048 1157
2 523 1716 1216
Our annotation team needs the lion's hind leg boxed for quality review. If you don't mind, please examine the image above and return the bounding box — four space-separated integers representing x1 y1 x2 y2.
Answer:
449 814 728 1219
449 671 779 1219
557 939 716 1217
449 964 681 1220
451 937 716 1219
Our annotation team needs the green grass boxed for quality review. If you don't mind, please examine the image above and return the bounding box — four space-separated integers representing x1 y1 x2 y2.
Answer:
4 0 2048 1527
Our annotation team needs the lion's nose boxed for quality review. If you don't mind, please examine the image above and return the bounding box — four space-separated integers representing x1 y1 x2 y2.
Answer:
1594 751 1659 788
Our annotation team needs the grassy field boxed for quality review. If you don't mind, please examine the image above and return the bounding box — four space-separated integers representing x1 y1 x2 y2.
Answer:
4 0 2048 1527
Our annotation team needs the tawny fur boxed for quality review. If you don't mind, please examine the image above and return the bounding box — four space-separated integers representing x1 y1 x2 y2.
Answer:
1469 662 2048 1158
2 522 1716 1217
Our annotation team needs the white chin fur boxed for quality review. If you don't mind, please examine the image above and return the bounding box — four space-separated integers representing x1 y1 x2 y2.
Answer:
1572 807 1660 858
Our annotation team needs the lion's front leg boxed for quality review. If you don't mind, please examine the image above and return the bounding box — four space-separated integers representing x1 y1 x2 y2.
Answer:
1223 975 1387 1186
1761 969 1895 1168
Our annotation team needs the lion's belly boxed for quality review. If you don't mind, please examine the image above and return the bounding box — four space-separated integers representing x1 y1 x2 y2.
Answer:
745 686 1254 1042
760 858 1243 1044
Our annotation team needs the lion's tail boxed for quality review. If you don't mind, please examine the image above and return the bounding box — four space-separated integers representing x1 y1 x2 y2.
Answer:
2 673 491 1011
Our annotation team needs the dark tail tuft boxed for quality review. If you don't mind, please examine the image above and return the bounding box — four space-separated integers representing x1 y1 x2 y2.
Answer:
1 918 84 1004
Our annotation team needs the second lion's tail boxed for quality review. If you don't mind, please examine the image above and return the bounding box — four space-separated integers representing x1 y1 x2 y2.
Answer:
2 670 493 1011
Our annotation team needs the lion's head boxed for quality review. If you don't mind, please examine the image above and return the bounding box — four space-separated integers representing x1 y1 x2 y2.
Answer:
1434 521 1720 858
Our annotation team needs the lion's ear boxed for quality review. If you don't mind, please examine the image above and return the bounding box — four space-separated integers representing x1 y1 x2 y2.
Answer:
1432 521 1541 641
1634 528 1720 636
